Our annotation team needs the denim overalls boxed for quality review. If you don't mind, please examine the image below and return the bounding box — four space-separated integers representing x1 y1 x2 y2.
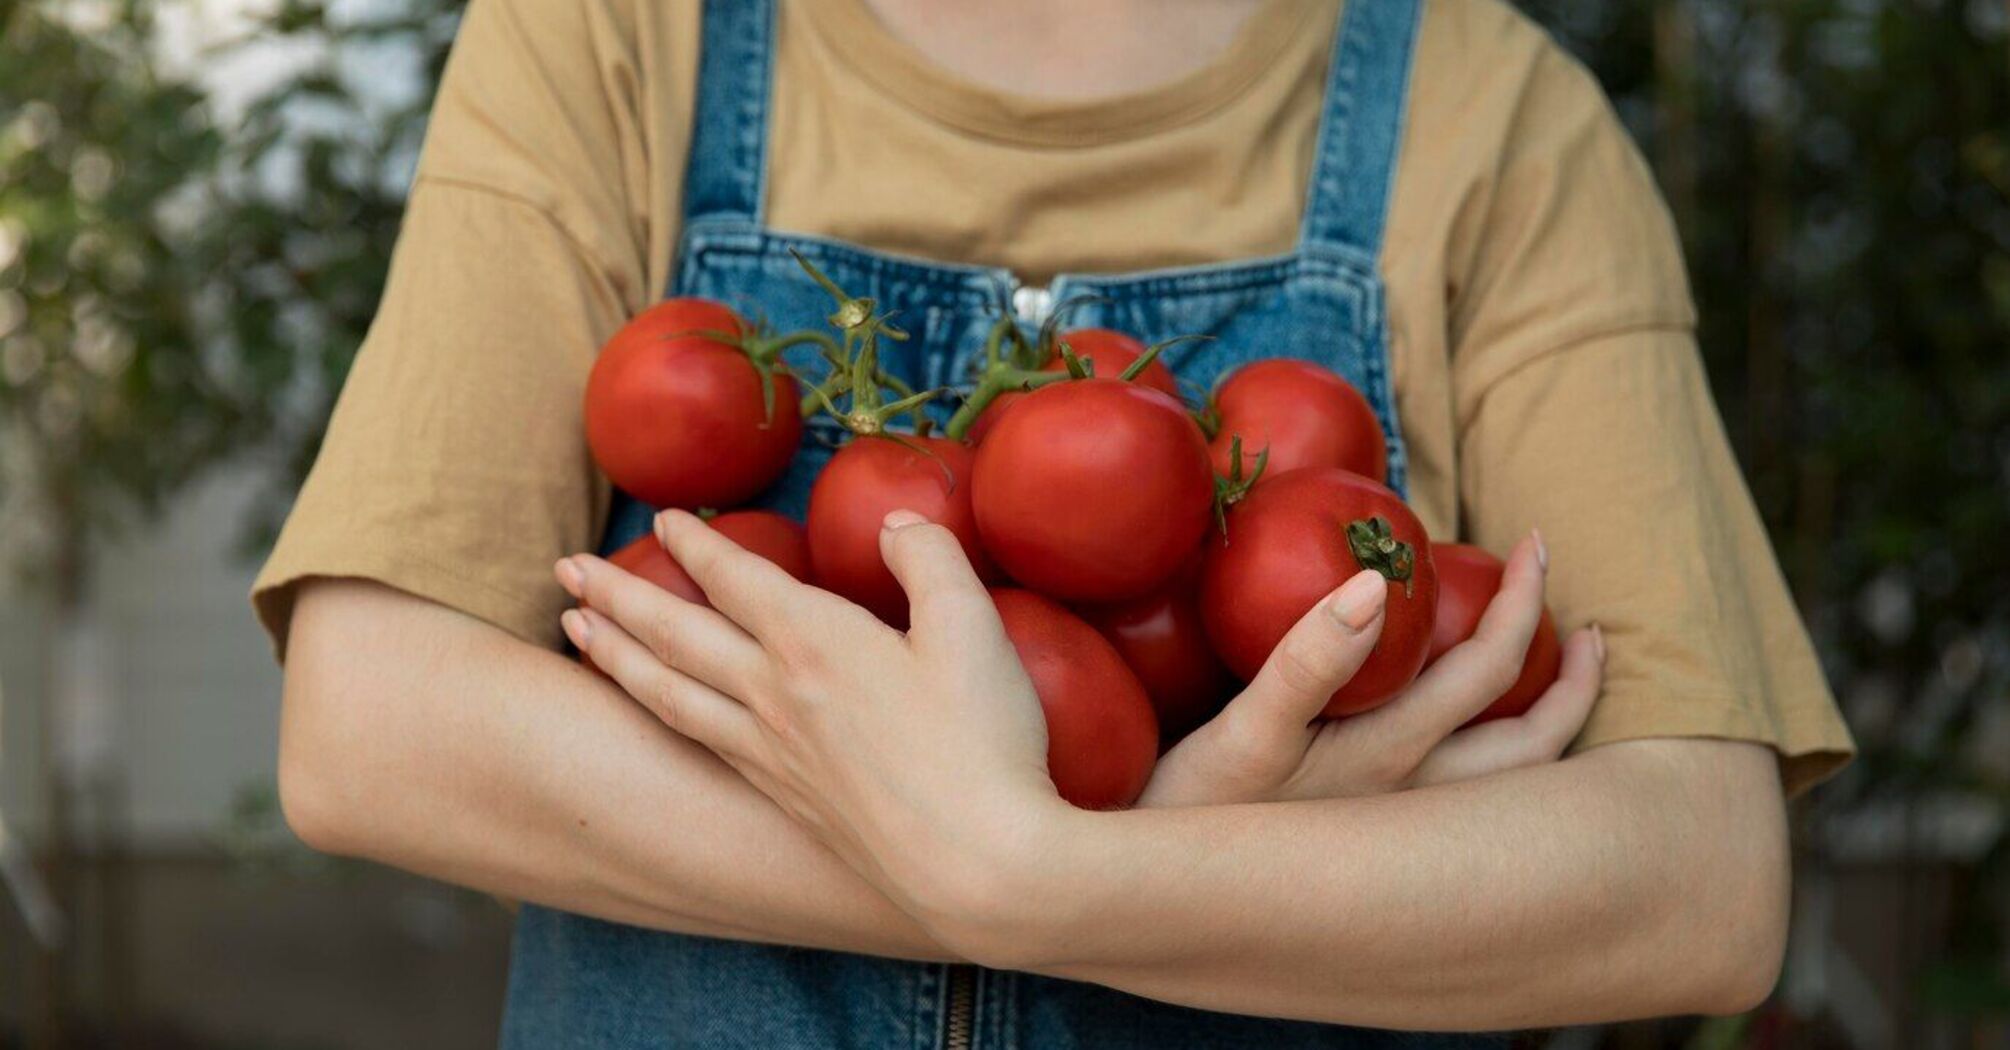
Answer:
503 1 1503 1046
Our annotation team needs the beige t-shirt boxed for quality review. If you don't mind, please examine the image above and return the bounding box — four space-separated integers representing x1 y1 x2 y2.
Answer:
253 0 1855 793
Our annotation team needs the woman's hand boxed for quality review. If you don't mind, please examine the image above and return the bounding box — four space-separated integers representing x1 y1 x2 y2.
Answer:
554 508 1071 933
1138 533 1604 808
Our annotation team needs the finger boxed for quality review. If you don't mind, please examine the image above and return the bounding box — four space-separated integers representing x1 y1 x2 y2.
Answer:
562 605 761 759
558 553 767 697
878 510 1001 646
1354 530 1549 754
654 509 830 645
1410 624 1604 788
1512 622 1603 751
1221 569 1388 745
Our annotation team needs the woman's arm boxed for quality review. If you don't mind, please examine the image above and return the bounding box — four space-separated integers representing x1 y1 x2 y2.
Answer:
570 509 1789 1030
279 553 1583 964
971 736 1787 1029
277 577 951 960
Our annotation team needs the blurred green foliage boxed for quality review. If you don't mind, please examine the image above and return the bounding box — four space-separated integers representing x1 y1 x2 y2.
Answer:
0 0 455 572
2 0 2005 1042
0 0 232 578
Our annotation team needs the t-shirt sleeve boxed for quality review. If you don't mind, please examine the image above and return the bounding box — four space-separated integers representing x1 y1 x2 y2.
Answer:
1448 42 1854 795
251 0 670 655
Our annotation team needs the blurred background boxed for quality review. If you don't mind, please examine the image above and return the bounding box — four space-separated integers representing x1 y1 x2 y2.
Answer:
0 0 2003 1047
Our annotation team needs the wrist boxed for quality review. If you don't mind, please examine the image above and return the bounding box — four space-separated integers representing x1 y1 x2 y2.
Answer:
898 794 1104 971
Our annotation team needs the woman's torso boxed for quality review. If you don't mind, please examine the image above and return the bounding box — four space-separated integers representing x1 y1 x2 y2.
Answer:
506 1 1501 1046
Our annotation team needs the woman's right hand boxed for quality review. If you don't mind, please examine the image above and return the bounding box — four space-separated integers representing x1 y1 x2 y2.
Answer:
1137 532 1604 808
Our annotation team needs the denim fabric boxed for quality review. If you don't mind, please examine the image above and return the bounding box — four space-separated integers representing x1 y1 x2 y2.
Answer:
502 1 1506 1046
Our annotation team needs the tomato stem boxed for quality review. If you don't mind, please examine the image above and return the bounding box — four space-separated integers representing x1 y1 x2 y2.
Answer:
1191 398 1222 439
942 365 1070 441
751 328 840 362
1030 295 1109 367
1344 516 1417 598
791 249 943 437
1121 333 1212 383
1210 433 1269 539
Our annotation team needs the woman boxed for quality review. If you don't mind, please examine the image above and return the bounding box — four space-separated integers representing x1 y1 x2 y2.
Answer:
257 0 1855 1046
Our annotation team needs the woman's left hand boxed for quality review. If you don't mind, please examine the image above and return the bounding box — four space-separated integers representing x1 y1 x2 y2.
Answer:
555 508 1070 934
1138 532 1604 808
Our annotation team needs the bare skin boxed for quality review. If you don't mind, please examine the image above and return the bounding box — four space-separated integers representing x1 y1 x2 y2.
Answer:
280 524 1594 969
551 509 1788 1028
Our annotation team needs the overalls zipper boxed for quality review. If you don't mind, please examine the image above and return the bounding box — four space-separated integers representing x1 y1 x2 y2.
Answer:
944 963 977 1049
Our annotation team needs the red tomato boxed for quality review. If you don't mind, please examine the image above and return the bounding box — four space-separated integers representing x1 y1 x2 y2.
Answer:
992 588 1159 809
1049 329 1182 393
1200 468 1438 717
1078 559 1236 743
607 510 814 606
965 328 1184 445
808 435 994 627
1425 542 1563 724
1208 359 1387 485
584 298 803 509
973 380 1214 602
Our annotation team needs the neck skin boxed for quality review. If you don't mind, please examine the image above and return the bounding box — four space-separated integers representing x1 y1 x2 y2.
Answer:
857 0 1273 100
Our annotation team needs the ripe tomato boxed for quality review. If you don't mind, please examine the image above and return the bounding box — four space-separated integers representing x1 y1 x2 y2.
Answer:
973 380 1214 603
1200 468 1438 717
1208 359 1387 485
1426 542 1563 724
1078 558 1236 743
808 435 994 627
584 298 803 510
1048 329 1181 393
992 588 1159 809
607 510 814 606
965 328 1184 445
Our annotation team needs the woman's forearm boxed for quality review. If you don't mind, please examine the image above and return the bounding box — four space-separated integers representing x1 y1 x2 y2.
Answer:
971 738 1788 1029
277 578 951 961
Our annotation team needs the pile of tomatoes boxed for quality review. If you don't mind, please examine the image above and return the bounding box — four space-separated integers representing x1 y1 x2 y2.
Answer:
581 255 1560 809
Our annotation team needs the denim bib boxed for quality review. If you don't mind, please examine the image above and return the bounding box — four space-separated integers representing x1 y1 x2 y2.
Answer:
502 2 1502 1047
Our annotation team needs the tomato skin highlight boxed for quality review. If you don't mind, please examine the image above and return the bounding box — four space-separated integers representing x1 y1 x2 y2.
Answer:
965 328 1184 445
584 298 803 510
1208 359 1387 485
1425 542 1563 724
972 380 1214 603
1078 559 1236 743
808 435 994 627
1200 468 1438 717
992 588 1159 809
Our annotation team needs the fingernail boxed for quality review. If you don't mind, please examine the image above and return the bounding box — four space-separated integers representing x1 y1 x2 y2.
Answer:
561 608 591 646
882 509 927 531
656 509 699 544
556 557 585 595
1325 570 1386 631
1591 622 1606 664
1532 528 1549 573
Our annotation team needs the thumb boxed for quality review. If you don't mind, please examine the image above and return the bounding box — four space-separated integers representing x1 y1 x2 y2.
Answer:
1221 569 1387 739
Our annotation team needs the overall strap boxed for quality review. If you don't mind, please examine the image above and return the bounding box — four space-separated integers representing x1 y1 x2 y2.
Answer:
681 0 778 229
1299 0 1424 260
